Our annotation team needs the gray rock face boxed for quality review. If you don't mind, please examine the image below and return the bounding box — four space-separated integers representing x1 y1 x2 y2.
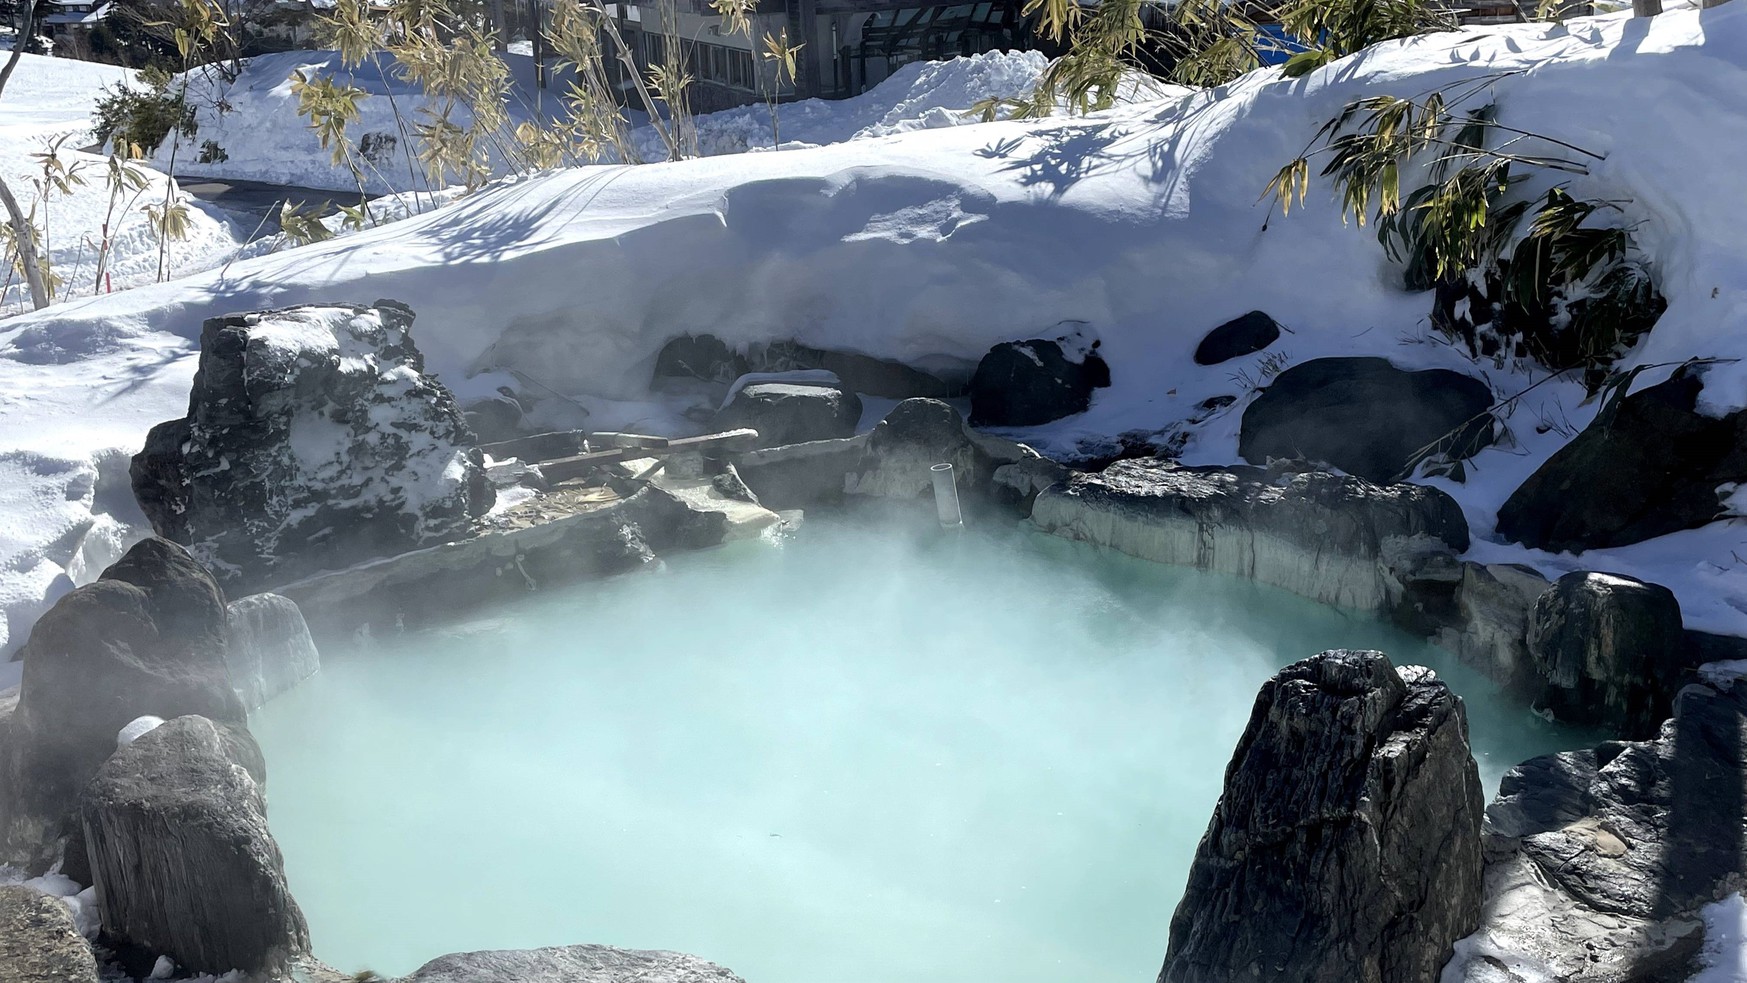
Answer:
846 398 1041 502
226 593 321 709
0 885 100 983
1497 366 1747 553
653 334 956 399
654 334 749 385
968 338 1111 427
1427 563 1549 689
1031 458 1469 613
0 538 243 872
1527 572 1685 737
715 382 863 447
80 715 309 977
130 302 494 594
400 944 747 983
1239 357 1494 483
1194 310 1282 365
1447 682 1746 983
1160 649 1485 983
735 399 1043 513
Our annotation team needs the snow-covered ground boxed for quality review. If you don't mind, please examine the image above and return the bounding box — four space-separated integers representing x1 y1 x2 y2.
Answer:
3 7 1746 667
628 50 1191 160
150 47 1180 194
0 53 245 317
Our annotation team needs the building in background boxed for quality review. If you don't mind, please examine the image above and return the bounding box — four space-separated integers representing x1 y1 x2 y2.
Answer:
608 0 1040 112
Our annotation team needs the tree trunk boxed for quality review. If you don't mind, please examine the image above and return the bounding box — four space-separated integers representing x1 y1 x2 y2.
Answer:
490 0 508 52
0 175 50 310
0 0 50 310
1633 0 1661 15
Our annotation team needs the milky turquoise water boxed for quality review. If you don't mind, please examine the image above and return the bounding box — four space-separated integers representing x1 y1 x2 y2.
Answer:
250 513 1586 983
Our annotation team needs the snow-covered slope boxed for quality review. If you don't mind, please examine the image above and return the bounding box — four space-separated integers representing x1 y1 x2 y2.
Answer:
4 7 1747 658
0 52 128 142
0 53 243 316
629 50 1190 160
153 48 1181 193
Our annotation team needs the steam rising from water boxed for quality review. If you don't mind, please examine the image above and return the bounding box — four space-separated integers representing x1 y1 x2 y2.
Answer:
251 514 1582 982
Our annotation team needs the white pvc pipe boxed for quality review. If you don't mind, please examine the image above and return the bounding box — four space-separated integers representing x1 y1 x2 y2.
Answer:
930 463 964 529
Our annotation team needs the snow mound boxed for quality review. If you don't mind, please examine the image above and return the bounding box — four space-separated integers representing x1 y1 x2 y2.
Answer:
634 50 1189 159
3 8 1747 657
156 48 1188 193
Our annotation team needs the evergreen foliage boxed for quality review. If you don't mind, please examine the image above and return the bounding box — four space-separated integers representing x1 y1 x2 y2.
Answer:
1265 74 1664 385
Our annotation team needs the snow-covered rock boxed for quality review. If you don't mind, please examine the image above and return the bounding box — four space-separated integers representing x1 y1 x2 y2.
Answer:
714 382 861 447
130 302 494 593
1497 363 1747 552
967 334 1111 427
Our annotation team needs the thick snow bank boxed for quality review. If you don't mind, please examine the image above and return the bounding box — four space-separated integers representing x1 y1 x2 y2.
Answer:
4 8 1747 658
155 48 1184 193
629 50 1190 160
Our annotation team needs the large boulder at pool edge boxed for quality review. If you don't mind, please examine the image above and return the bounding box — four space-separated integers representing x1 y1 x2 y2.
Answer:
81 715 308 978
1497 365 1747 552
130 301 494 594
1527 572 1685 737
0 538 245 873
1453 682 1747 983
1240 357 1493 482
714 382 862 447
399 944 747 983
1159 649 1484 983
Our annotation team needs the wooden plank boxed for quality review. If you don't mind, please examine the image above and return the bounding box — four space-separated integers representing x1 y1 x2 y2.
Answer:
539 429 760 484
478 429 588 463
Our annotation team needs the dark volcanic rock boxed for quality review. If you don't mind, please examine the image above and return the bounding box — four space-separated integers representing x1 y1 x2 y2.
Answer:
749 340 958 399
0 885 101 983
968 339 1111 427
1527 572 1685 737
463 393 527 444
80 715 309 978
1031 458 1469 613
1159 649 1484 983
1497 366 1747 553
1455 682 1747 982
714 382 862 447
130 301 494 593
0 538 242 871
654 335 955 399
400 944 747 983
653 334 747 385
1194 310 1282 365
1239 357 1494 482
847 398 1040 501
